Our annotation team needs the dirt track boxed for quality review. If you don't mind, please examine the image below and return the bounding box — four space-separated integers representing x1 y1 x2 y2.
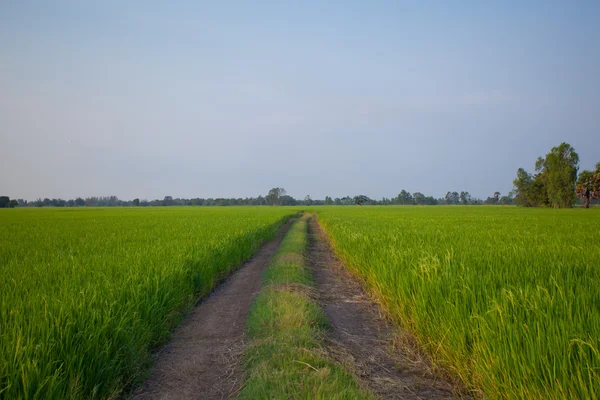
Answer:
134 216 463 399
307 217 461 399
133 221 292 400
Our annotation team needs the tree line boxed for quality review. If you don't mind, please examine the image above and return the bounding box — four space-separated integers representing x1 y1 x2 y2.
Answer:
512 142 599 208
2 142 597 209
0 190 508 208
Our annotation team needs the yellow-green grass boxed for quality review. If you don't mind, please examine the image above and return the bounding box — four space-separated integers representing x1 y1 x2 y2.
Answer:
240 218 372 399
0 207 295 399
315 206 600 399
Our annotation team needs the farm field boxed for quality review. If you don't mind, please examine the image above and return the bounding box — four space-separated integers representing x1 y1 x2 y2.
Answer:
0 207 294 399
315 206 600 399
3 205 600 399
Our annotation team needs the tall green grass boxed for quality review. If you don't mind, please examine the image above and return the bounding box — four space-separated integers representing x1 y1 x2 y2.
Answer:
0 207 294 399
316 206 600 399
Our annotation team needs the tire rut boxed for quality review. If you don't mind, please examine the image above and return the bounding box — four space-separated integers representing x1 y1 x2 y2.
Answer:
307 217 463 400
132 220 293 400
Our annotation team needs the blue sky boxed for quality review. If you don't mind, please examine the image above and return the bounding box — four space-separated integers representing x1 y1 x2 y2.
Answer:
1 1 599 200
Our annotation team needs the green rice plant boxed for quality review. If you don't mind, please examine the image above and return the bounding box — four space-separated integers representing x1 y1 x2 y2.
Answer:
0 207 295 399
316 206 600 399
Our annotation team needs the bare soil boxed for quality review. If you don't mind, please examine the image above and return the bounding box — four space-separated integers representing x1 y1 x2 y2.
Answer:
132 221 292 400
307 217 463 400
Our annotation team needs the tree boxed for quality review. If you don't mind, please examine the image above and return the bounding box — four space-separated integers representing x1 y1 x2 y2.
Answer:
304 195 313 206
353 195 370 205
0 196 9 208
324 196 333 205
459 191 471 205
7 199 18 208
423 196 438 205
413 192 425 205
499 194 513 205
445 191 459 205
397 190 413 205
266 188 286 205
531 159 551 207
280 195 296 206
513 143 579 208
531 174 551 207
341 196 353 205
133 198 140 206
494 192 500 203
513 168 535 206
536 142 579 208
576 166 600 208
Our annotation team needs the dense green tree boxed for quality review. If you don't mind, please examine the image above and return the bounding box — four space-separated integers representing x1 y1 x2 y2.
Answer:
499 194 513 205
445 191 459 205
413 192 425 205
514 143 579 208
459 191 471 205
280 195 296 206
530 175 551 207
397 190 413 205
536 142 579 208
341 196 353 205
513 168 535 206
0 196 9 208
133 198 140 206
353 195 370 205
425 196 438 205
266 188 286 205
485 192 501 205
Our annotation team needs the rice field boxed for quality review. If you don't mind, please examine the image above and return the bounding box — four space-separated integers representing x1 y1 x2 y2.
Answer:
316 206 600 399
0 207 294 399
3 205 599 399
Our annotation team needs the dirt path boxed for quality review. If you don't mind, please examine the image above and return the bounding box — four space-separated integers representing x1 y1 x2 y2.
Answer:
307 217 462 400
133 221 292 400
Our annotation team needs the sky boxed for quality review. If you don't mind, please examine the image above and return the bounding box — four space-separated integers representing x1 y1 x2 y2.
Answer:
1 1 599 201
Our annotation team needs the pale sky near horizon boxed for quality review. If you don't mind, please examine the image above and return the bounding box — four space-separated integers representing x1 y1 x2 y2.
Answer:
1 1 599 201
